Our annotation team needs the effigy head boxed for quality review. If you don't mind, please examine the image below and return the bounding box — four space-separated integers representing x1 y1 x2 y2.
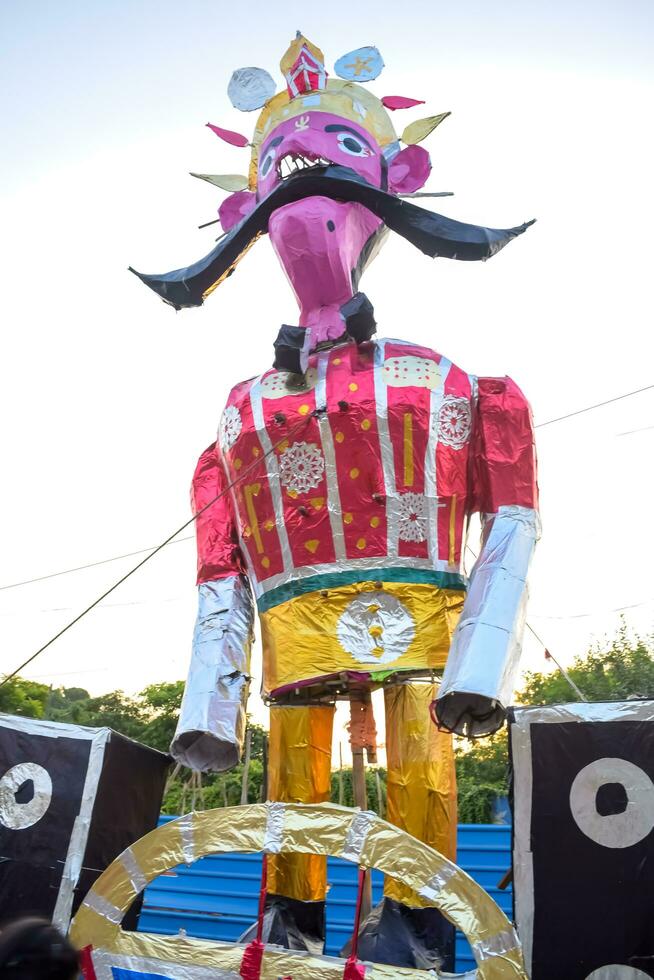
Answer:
218 35 435 258
129 35 534 318
248 38 430 199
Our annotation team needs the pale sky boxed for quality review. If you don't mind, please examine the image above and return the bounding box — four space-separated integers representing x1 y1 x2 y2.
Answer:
1 1 654 758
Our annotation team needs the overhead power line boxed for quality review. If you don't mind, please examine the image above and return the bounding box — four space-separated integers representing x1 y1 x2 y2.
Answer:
2 379 653 597
0 412 318 688
535 383 654 429
0 538 194 593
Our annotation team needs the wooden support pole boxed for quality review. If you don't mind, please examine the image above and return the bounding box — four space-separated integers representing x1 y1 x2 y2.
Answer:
338 743 344 806
260 732 269 802
350 696 372 921
240 727 252 805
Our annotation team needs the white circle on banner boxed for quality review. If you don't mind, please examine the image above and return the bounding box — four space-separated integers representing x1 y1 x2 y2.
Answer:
586 967 651 979
0 762 53 829
569 758 654 848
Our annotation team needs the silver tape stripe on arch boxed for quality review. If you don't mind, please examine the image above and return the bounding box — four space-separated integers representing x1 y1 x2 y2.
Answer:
341 809 375 863
471 927 520 961
417 863 458 903
263 801 285 853
119 846 148 894
177 813 195 865
82 891 123 925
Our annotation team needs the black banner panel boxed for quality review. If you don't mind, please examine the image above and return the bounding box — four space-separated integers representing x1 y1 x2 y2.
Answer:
0 713 169 931
510 701 654 979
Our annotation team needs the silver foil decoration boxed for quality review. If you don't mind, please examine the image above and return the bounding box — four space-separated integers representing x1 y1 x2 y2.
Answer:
341 809 375 863
171 576 254 772
436 505 540 737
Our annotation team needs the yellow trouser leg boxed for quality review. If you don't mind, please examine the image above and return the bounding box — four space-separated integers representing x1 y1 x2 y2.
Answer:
267 704 335 903
384 682 457 907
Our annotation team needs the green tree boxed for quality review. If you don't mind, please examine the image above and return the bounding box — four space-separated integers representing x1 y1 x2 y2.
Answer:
0 677 51 717
139 681 185 753
455 625 654 821
519 624 654 705
455 731 509 823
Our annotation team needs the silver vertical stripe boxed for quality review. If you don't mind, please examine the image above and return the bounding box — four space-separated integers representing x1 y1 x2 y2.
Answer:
424 356 452 565
220 387 258 585
52 726 110 931
249 379 293 574
373 339 399 557
316 352 346 560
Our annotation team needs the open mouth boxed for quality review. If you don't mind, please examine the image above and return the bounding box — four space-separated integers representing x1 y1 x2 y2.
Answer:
276 151 332 179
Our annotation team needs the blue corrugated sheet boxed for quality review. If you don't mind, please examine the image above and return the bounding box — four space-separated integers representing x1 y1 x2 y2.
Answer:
138 818 512 974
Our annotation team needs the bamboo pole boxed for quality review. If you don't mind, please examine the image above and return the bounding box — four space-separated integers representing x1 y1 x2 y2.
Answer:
350 696 372 921
338 743 344 806
261 732 269 802
240 727 252 805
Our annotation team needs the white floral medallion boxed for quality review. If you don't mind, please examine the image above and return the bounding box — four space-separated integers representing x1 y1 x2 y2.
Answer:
397 492 428 543
279 441 325 494
219 404 242 452
437 395 472 449
337 591 416 666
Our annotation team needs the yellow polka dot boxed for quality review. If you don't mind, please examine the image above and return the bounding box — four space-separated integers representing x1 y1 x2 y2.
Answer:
344 512 353 524
349 382 359 392
350 467 360 479
369 625 383 639
261 556 270 569
277 440 289 453
264 519 274 532
252 446 260 457
335 431 345 443
287 489 298 499
367 604 380 614
233 458 243 470
298 403 310 415
372 646 385 657
305 539 320 554
356 537 366 550
361 419 371 431
243 525 252 538
333 357 342 365
370 516 380 528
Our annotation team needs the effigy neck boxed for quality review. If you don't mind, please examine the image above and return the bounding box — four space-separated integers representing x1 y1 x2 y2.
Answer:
298 300 352 348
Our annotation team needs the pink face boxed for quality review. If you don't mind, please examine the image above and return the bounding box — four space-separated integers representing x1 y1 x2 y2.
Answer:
256 112 384 198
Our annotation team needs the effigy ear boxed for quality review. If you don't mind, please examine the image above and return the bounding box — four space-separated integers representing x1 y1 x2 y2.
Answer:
218 190 257 231
387 144 432 194
190 173 249 192
400 112 451 145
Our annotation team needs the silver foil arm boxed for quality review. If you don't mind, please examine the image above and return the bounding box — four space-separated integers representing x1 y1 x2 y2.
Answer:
171 575 254 772
435 505 540 737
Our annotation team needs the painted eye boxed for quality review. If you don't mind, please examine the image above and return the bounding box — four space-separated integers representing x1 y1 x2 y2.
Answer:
260 148 276 177
336 132 368 157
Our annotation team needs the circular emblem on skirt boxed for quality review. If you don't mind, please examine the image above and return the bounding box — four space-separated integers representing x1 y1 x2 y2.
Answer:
337 591 416 666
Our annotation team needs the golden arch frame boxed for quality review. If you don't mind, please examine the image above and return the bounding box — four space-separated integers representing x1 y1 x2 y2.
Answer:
70 802 526 979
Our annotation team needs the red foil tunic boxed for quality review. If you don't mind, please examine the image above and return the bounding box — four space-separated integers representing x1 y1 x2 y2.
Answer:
192 337 537 697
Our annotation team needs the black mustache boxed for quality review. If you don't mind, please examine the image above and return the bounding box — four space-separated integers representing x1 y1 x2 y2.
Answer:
129 165 535 310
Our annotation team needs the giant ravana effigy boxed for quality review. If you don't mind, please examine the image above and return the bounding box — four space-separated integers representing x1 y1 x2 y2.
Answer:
130 33 539 972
